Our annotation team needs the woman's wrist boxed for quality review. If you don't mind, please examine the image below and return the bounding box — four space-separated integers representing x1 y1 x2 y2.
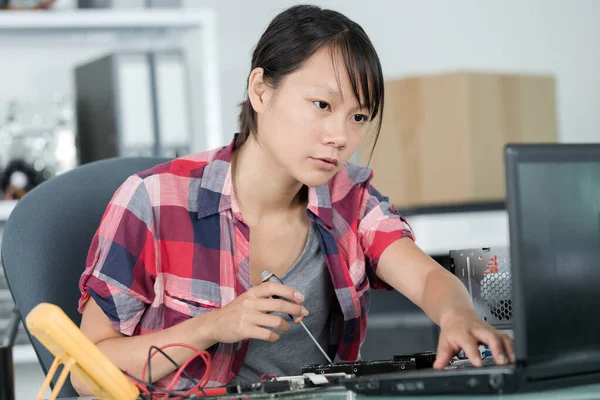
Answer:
191 310 220 349
439 305 479 328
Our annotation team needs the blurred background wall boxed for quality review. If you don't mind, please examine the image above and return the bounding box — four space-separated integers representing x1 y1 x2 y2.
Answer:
186 0 600 146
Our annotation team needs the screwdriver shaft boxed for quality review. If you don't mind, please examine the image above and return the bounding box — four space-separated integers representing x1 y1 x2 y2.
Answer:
261 269 334 365
299 321 333 364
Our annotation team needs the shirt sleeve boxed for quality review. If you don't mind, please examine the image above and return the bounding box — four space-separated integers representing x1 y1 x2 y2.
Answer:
358 176 416 290
78 175 157 336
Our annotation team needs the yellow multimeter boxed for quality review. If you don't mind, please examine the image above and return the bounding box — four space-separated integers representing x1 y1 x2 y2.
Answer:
25 302 140 400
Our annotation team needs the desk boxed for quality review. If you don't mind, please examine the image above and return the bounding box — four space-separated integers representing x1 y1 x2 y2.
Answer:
61 382 600 399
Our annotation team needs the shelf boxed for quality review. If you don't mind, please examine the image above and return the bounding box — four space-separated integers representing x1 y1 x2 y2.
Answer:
410 210 509 256
396 201 505 217
0 9 211 31
0 200 17 222
14 343 38 365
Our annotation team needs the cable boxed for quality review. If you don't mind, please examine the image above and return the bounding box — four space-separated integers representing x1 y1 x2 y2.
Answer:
149 346 198 383
144 344 209 396
125 372 201 399
129 343 212 399
260 373 278 382
148 345 208 397
147 346 154 400
162 344 210 397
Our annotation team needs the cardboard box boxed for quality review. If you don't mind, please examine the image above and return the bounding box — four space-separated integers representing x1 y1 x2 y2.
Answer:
359 72 558 208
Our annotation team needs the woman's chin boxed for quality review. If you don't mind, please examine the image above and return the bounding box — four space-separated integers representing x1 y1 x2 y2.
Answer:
297 169 337 188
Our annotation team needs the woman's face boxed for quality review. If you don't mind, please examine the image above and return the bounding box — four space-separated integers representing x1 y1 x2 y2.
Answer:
249 47 373 188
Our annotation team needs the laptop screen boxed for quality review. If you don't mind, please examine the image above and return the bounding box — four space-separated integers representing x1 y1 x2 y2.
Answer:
506 145 600 369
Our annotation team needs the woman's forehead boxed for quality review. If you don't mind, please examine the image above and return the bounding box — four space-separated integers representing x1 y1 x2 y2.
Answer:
287 48 369 105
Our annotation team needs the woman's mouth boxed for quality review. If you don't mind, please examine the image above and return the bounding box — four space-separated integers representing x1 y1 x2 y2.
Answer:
311 157 338 171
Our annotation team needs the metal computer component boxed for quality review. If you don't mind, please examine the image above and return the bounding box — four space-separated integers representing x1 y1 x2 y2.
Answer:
450 247 513 329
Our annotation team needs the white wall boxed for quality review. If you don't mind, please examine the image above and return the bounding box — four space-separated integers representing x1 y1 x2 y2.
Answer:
185 0 600 148
1 1 598 154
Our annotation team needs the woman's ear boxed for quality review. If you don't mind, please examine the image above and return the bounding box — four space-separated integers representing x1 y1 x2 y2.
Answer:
247 67 272 114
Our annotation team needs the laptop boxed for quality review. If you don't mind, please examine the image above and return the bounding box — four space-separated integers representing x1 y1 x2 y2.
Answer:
343 144 600 395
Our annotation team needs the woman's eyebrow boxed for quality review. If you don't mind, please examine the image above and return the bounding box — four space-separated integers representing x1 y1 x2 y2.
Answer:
309 85 343 98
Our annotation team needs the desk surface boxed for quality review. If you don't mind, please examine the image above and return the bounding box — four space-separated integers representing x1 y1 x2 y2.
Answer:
64 382 600 400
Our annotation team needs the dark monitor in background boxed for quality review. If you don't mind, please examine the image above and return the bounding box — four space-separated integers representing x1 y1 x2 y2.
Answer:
506 144 600 376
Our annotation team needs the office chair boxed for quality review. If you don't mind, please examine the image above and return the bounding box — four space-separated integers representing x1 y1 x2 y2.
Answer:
1 156 170 398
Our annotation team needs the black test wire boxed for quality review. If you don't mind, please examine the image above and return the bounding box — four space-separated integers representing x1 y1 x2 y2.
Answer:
142 345 207 399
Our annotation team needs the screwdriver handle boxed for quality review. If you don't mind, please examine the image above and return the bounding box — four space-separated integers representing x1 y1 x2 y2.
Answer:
261 270 304 324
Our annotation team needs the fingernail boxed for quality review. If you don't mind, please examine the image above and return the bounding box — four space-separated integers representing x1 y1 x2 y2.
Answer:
302 307 309 316
295 292 304 301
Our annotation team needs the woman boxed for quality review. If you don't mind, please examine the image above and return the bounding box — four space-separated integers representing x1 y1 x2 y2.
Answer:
73 4 514 394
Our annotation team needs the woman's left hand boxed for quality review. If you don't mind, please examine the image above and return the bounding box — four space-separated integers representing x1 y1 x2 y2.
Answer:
433 307 515 369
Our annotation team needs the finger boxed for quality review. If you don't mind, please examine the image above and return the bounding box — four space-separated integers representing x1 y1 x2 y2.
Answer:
433 335 461 369
247 312 291 332
502 334 516 363
255 298 308 318
459 335 482 367
247 326 281 342
253 281 305 303
433 341 455 370
472 328 507 365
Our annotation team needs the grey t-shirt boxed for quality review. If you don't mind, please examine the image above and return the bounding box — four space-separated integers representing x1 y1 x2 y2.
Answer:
233 222 333 383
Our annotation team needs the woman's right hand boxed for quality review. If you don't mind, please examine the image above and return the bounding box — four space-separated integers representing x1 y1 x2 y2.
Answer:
207 281 308 344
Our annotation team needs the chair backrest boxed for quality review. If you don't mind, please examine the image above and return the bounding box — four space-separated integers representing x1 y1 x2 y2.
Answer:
1 157 170 397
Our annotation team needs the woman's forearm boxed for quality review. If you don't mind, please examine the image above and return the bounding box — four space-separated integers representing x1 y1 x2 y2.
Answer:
420 267 477 327
376 238 477 327
72 311 218 395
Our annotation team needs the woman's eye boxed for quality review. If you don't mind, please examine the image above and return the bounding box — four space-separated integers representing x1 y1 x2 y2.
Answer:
353 114 369 123
314 101 330 111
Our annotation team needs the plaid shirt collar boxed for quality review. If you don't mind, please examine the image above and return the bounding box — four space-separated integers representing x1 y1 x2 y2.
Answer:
196 138 334 229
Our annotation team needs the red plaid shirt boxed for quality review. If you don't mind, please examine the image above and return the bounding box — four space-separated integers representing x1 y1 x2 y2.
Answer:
78 138 415 388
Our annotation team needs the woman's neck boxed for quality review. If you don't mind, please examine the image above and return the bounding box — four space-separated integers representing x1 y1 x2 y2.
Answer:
231 136 307 224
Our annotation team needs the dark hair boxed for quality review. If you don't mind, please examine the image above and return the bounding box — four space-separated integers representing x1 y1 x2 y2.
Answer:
236 4 384 161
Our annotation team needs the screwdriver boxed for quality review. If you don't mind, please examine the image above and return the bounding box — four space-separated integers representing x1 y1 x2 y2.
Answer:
261 270 333 364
